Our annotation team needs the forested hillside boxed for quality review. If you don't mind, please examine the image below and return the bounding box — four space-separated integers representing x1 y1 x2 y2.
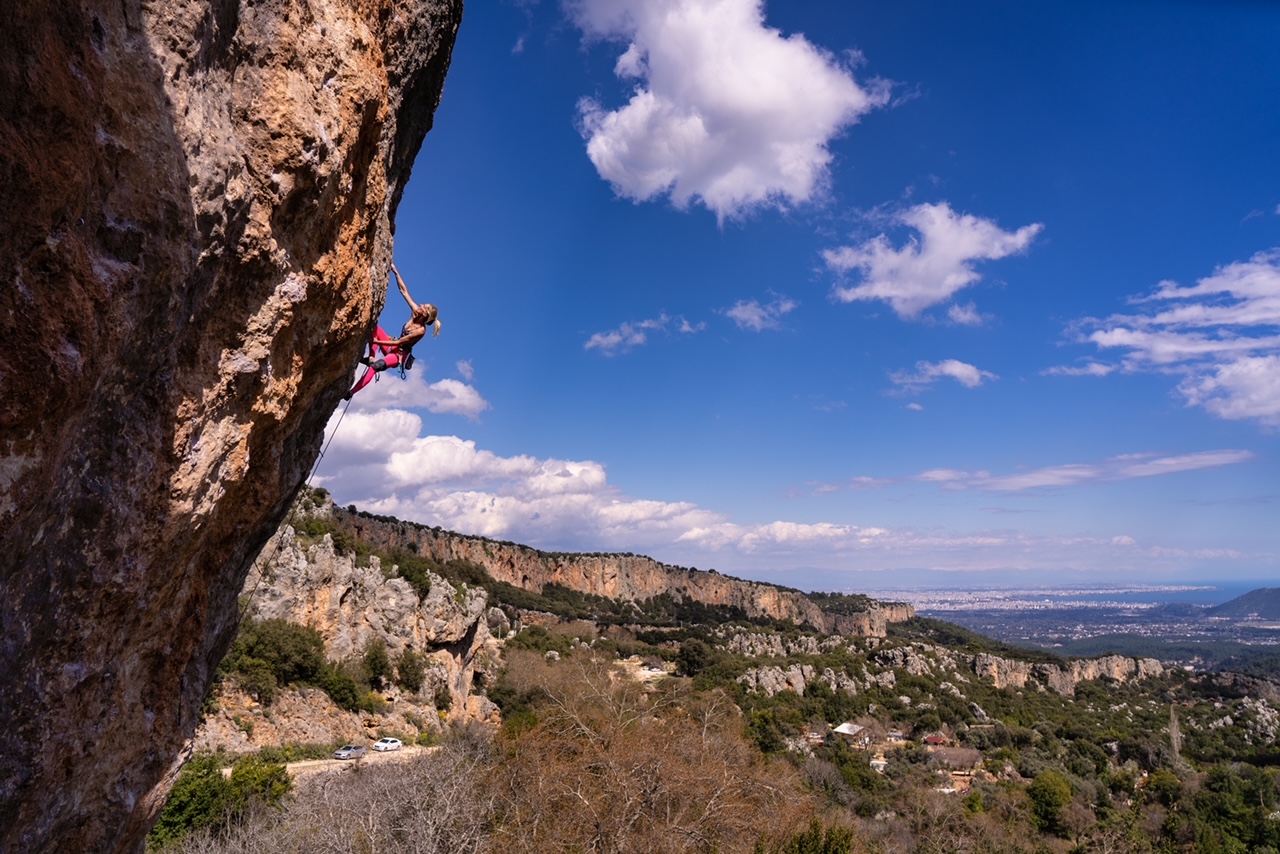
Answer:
1210 587 1280 620
149 498 1280 853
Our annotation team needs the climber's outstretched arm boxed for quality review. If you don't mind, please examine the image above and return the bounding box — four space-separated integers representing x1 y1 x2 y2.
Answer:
392 264 420 314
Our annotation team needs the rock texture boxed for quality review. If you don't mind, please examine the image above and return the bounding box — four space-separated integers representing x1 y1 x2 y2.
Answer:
0 1 462 851
338 504 916 635
970 652 1165 695
246 526 498 719
196 526 500 754
735 636 1165 700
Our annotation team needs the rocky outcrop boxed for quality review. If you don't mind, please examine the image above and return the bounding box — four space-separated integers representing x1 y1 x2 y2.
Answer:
245 526 497 719
338 505 916 635
0 2 462 851
724 632 852 658
828 604 916 637
738 664 818 696
735 636 1164 701
876 644 940 677
972 652 1164 695
196 684 421 754
738 664 862 698
196 527 500 753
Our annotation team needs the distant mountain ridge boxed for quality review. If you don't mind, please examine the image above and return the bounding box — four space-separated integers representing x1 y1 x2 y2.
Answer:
1209 587 1280 620
313 492 915 636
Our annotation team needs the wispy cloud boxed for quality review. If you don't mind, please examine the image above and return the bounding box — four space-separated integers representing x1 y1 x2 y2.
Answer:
584 314 671 355
946 302 986 326
567 0 890 221
808 449 1254 495
1066 249 1280 426
889 358 997 392
723 294 797 331
915 449 1254 492
823 202 1043 319
1042 361 1116 377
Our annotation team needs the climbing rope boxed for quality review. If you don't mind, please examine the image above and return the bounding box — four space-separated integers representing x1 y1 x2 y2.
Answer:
237 393 355 620
307 390 354 485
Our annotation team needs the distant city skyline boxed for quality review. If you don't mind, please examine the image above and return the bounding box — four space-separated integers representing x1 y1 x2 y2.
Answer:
319 0 1280 588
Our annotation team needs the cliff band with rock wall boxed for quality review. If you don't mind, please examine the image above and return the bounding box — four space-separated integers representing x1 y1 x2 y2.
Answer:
197 524 500 753
0 1 462 851
335 504 916 635
245 525 499 721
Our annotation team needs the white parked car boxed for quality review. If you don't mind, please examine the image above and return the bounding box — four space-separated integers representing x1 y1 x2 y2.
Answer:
372 737 403 752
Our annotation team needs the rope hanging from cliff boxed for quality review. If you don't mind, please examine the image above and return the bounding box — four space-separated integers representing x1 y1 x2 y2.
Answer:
238 395 354 621
305 394 352 487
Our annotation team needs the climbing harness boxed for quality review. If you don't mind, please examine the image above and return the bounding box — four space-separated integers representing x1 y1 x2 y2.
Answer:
239 297 423 614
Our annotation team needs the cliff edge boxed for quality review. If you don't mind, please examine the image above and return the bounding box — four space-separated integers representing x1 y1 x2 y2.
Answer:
333 502 916 635
0 1 462 851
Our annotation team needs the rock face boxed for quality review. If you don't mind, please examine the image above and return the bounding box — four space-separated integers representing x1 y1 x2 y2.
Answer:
0 1 462 851
971 652 1166 695
735 636 1165 701
195 526 500 754
340 506 916 635
246 526 497 718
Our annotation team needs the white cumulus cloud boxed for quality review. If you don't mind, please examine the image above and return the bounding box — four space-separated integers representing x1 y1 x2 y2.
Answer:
824 202 1043 319
315 404 1262 575
346 366 490 420
947 302 985 326
1042 361 1117 377
568 0 890 221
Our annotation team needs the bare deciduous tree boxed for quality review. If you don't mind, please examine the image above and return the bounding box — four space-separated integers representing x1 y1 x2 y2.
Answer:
487 652 816 853
169 735 494 854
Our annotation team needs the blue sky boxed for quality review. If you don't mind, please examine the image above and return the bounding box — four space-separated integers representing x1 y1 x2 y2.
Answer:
319 0 1280 589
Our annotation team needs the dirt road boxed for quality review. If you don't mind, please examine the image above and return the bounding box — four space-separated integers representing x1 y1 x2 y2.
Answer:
221 744 437 782
285 744 437 780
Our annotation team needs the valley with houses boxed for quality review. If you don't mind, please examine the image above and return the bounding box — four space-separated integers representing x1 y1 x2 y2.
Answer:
156 489 1280 853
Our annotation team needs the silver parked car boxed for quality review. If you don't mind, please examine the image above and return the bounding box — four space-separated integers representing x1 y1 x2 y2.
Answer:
333 744 367 760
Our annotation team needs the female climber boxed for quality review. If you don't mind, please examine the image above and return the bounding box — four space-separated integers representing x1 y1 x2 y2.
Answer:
346 264 441 398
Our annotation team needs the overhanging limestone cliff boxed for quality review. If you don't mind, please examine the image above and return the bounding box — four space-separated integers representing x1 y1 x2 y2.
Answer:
0 1 462 851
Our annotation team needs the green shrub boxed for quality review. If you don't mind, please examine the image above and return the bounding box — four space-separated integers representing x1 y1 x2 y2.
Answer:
434 684 454 713
319 663 361 711
756 818 855 854
396 648 426 694
677 638 715 676
1027 770 1073 834
147 753 289 850
222 618 326 704
363 637 392 690
255 743 340 764
230 656 277 706
504 625 572 656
